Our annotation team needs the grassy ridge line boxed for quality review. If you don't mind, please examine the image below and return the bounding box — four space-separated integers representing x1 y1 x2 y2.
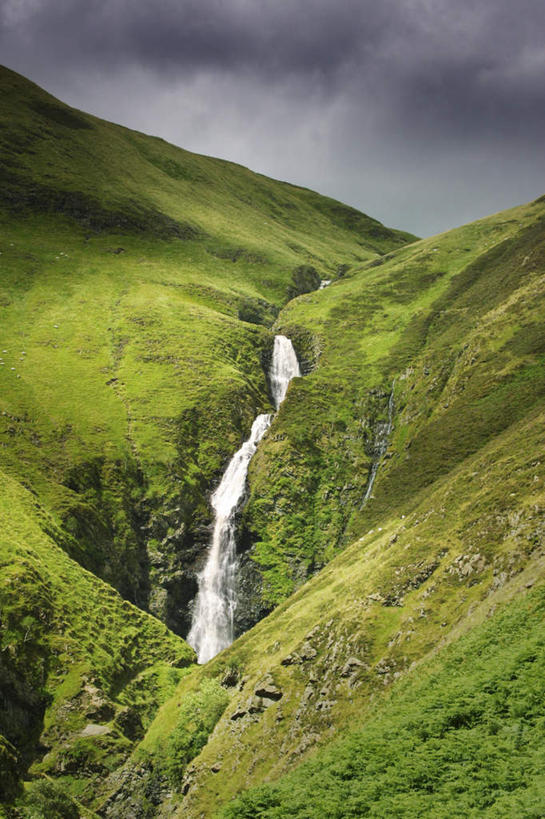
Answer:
240 197 545 603
0 64 414 267
0 468 194 805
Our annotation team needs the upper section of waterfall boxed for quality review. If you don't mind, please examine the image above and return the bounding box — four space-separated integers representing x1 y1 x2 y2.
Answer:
270 335 302 409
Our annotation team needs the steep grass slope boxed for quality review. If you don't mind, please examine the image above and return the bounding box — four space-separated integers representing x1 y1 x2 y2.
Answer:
99 197 545 817
0 467 194 808
241 197 545 603
225 585 545 818
0 66 415 809
0 63 413 630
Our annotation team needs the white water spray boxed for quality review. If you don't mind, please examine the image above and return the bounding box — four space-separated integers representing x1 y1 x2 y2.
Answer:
269 334 302 408
187 335 300 663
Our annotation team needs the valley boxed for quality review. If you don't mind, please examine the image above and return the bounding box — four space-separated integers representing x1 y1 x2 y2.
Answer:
1 64 545 818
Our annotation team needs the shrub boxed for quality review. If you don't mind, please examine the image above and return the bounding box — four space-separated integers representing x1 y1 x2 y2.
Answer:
162 678 229 786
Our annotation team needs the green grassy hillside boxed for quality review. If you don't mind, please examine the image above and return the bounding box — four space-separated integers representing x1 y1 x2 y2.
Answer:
0 65 415 808
225 584 545 818
241 197 545 605
0 467 194 809
2 63 545 817
98 196 545 817
0 63 414 631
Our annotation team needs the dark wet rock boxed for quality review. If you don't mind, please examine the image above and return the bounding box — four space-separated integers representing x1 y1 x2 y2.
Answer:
248 696 267 714
315 700 336 711
382 560 440 606
281 652 302 666
230 704 248 721
221 667 240 688
233 550 272 636
231 680 283 720
81 682 115 722
115 706 144 742
92 761 163 816
255 683 283 701
181 764 198 796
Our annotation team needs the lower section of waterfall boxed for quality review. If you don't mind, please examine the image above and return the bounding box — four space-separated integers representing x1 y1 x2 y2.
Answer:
187 414 271 664
187 335 301 664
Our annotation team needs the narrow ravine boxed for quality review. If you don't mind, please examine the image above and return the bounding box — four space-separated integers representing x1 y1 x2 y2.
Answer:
187 335 301 663
360 381 395 508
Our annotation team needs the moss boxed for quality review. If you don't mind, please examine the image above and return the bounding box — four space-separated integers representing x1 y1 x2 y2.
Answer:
0 469 194 804
156 678 229 786
17 779 80 818
0 735 20 802
286 265 321 299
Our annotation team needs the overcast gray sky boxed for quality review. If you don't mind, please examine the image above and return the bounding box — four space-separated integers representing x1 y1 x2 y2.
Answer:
2 0 545 236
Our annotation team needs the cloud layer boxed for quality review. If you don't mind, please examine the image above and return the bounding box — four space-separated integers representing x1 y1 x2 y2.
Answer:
2 0 545 235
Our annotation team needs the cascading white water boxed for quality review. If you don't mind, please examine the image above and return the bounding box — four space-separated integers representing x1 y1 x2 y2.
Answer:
269 334 302 409
187 334 300 663
186 413 272 664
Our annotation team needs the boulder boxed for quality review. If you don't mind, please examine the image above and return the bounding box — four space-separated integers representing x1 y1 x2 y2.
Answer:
254 683 283 701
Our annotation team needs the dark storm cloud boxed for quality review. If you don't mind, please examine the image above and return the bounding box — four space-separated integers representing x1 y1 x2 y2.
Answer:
1 0 386 77
2 0 545 235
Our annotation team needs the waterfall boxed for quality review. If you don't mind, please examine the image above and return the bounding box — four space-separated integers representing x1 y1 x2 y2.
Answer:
187 335 300 663
269 334 302 408
360 382 395 508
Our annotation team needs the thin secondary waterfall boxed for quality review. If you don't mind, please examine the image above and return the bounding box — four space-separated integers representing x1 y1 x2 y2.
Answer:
360 381 395 509
187 335 301 663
